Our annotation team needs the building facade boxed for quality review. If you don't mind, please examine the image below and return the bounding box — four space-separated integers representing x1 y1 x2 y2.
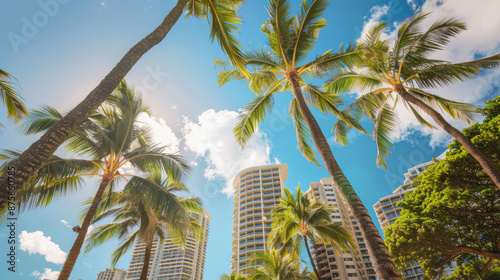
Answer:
231 164 288 275
97 268 127 280
309 178 377 280
126 210 211 280
373 156 444 280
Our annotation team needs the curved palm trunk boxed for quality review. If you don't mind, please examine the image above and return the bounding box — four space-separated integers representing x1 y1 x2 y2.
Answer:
288 70 401 280
481 258 494 277
140 238 154 280
0 0 189 208
303 235 321 279
58 176 112 280
395 84 500 189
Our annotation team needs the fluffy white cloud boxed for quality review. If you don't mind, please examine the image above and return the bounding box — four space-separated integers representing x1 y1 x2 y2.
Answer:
137 113 181 153
357 5 390 43
30 268 60 280
356 0 500 147
19 231 67 265
182 109 274 195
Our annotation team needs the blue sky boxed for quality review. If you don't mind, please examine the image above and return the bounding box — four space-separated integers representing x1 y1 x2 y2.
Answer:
1 0 500 279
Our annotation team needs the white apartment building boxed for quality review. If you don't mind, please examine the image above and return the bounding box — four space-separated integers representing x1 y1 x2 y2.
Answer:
231 164 288 275
126 210 211 280
309 178 377 280
96 268 127 280
373 155 446 280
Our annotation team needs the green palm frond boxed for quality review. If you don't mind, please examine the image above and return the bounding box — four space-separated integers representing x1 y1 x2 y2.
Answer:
324 72 386 94
292 0 329 64
263 0 295 66
289 98 320 167
186 0 249 77
373 103 397 169
233 91 276 147
0 69 27 124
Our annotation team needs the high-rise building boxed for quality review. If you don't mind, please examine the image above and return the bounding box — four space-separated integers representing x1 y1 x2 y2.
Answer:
231 164 288 275
126 210 211 280
308 178 377 280
96 268 127 280
373 155 445 280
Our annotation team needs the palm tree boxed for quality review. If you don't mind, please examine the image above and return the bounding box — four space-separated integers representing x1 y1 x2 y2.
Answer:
0 0 249 206
268 186 354 279
217 0 401 278
220 271 248 280
83 173 202 280
324 15 500 187
0 81 190 280
0 69 27 127
248 250 314 280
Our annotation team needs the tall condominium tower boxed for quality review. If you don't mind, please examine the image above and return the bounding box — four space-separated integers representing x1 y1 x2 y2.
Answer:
231 164 288 275
126 210 211 280
96 268 127 280
373 155 445 280
308 178 376 280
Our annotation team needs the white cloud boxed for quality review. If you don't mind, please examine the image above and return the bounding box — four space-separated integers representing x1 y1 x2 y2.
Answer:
60 220 71 228
137 113 181 153
19 231 67 265
182 109 274 195
171 105 178 110
356 0 500 147
357 5 390 43
30 268 60 280
86 225 94 238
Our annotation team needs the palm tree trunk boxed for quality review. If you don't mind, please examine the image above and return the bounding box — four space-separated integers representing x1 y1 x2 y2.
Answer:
140 238 154 280
58 176 112 280
0 0 189 208
394 84 500 189
303 235 321 279
288 70 401 280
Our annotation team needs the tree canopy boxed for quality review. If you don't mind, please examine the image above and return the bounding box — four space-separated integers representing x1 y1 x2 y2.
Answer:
384 96 500 278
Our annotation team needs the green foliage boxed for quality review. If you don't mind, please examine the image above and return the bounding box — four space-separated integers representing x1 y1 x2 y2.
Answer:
0 69 27 126
83 172 202 267
384 97 500 278
216 0 363 167
268 185 355 276
248 250 314 280
0 80 190 219
325 14 500 168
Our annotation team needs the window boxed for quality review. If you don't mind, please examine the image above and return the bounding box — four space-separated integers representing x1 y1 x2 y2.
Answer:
347 273 357 277
343 258 353 262
345 265 355 269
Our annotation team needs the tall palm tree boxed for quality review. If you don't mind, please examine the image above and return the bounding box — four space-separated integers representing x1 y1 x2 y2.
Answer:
0 69 27 127
268 186 354 280
0 81 190 280
248 250 314 280
0 0 249 206
217 0 401 278
83 173 202 280
324 15 500 187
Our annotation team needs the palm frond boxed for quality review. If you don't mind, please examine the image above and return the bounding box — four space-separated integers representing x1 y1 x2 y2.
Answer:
289 98 321 167
373 103 397 169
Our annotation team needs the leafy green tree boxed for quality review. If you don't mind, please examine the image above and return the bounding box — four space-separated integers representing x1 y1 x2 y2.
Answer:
268 186 354 279
324 14 500 188
217 0 400 277
0 69 27 127
0 0 249 207
0 81 190 280
248 250 314 280
83 173 202 280
442 256 500 280
384 97 500 279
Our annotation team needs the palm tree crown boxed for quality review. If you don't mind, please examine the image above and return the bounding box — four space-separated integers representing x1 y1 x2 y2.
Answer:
249 250 314 280
83 172 202 279
268 186 354 279
325 14 500 170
